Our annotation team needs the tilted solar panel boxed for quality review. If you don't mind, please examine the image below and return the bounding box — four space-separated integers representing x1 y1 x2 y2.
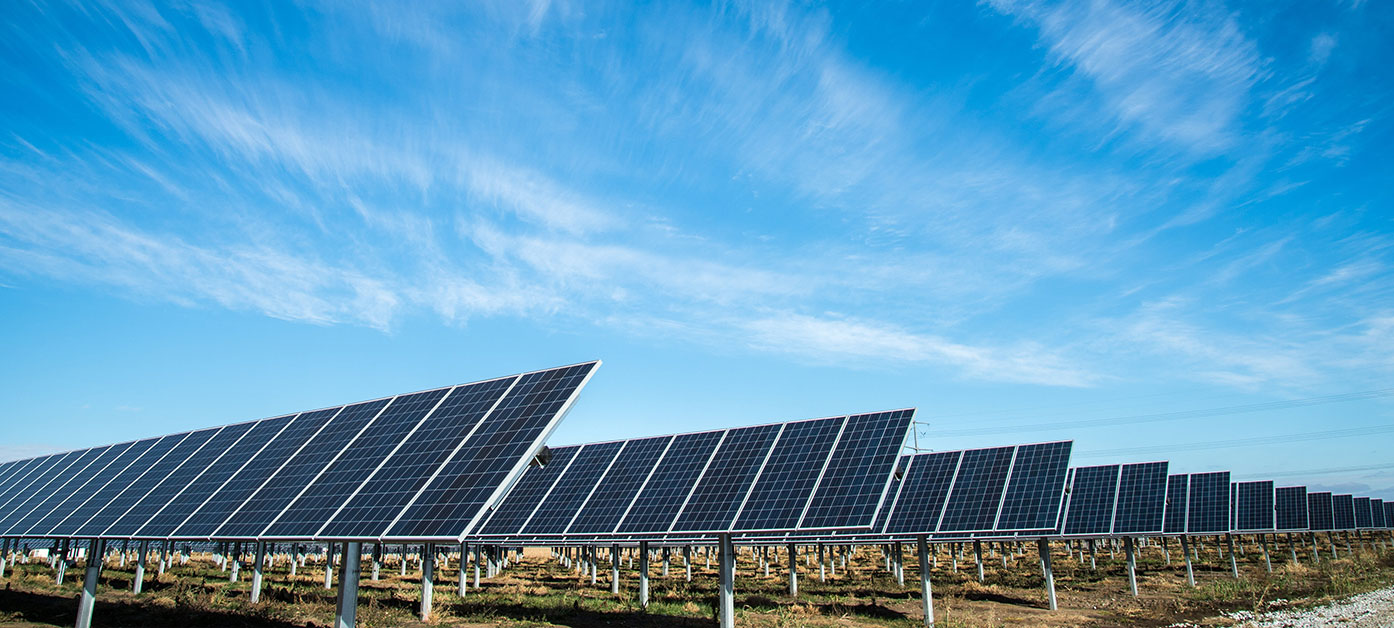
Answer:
1235 481 1275 532
1354 497 1373 529
1113 462 1169 534
671 424 782 533
732 417 844 532
1230 483 1237 531
0 455 68 517
1384 502 1394 530
523 441 624 535
938 446 1015 533
1186 471 1231 534
798 410 914 529
883 451 961 535
476 446 579 536
1274 486 1308 531
0 452 92 534
995 441 1073 533
5 445 132 536
1062 464 1118 536
1372 499 1386 528
1332 494 1356 530
107 423 255 538
617 431 724 534
872 457 907 533
32 437 165 536
1307 492 1334 531
78 428 223 537
1163 474 1188 534
565 436 671 535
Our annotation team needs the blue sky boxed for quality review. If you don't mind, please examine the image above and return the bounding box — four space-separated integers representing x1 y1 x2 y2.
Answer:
1 1 1391 497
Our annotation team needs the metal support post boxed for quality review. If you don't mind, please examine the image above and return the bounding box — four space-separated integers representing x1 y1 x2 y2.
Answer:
1037 538 1056 611
1088 539 1097 570
590 547 598 586
372 543 381 581
458 543 467 595
685 545 693 581
133 540 148 594
1124 537 1137 597
55 539 68 586
638 541 650 609
917 536 934 627
1180 535 1195 586
662 546 670 577
718 534 735 628
1260 535 1271 572
974 540 984 582
895 542 905 586
333 542 361 628
787 543 798 597
818 543 826 582
75 539 104 628
324 543 334 589
610 544 620 594
1226 534 1239 579
420 543 434 621
251 541 267 603
473 546 481 588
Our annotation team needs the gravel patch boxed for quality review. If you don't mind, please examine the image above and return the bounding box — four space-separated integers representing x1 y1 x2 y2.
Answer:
1224 585 1394 627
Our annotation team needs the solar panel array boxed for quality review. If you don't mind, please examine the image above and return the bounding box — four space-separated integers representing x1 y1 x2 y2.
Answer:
476 410 914 538
0 362 598 542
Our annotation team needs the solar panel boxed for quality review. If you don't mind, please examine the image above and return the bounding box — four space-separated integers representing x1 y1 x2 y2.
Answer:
798 409 914 529
1332 494 1355 530
1384 502 1394 530
27 437 163 536
1274 486 1308 531
617 431 724 534
263 389 451 538
995 441 1073 532
1185 471 1230 534
872 457 907 533
1113 462 1169 534
1234 481 1275 532
938 446 1015 532
0 452 89 533
0 455 63 515
732 417 844 532
565 436 672 535
316 376 517 539
1354 497 1373 529
60 434 194 537
477 446 580 536
1307 491 1334 531
1163 474 1188 534
139 415 294 538
384 362 597 540
1062 464 1118 536
78 428 223 537
5 444 133 536
106 423 254 538
882 451 960 535
523 441 625 535
1373 499 1386 528
671 424 783 532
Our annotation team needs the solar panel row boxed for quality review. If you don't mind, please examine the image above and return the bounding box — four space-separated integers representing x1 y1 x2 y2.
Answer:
0 362 598 542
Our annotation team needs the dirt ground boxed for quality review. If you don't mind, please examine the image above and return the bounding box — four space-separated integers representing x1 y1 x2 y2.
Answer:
2 535 1392 627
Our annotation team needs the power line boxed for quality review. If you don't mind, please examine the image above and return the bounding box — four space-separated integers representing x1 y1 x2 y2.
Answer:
1261 462 1394 479
929 387 1394 437
1074 424 1394 458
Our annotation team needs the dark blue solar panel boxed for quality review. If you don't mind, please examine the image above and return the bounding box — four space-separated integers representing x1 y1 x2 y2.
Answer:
996 441 1073 532
31 437 163 536
0 453 81 531
1063 465 1118 535
566 436 671 535
1113 462 1168 534
1235 481 1275 531
477 447 579 536
143 415 293 537
1307 492 1334 531
0 456 53 511
1354 497 1373 528
884 451 960 534
386 362 596 539
872 458 907 533
7 444 133 536
1275 486 1308 531
671 424 782 532
523 442 625 535
217 400 388 538
174 408 341 537
1384 502 1394 530
108 422 256 537
732 417 845 531
264 389 450 537
81 428 222 537
938 446 1015 532
64 434 191 537
318 377 517 538
1163 474 1188 534
1231 483 1238 530
1186 471 1230 534
617 431 724 534
0 448 111 535
1372 499 1386 528
1332 494 1355 530
799 409 913 529
0 460 26 494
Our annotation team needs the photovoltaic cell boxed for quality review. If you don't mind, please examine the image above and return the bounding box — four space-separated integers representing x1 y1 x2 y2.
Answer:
63 434 192 537
141 415 293 538
1307 492 1334 531
317 377 517 539
1332 494 1355 530
733 417 845 532
107 422 256 537
1162 475 1190 535
799 409 914 529
872 458 907 533
1186 471 1231 534
477 447 579 536
1062 464 1119 536
174 408 341 538
385 362 596 539
1354 497 1373 529
565 436 671 535
938 446 1015 532
1275 486 1309 531
0 456 55 514
0 454 78 526
1113 462 1169 534
523 441 624 535
617 431 724 534
672 424 782 532
883 451 960 535
264 389 450 538
1235 481 1275 531
1384 502 1394 530
80 428 222 536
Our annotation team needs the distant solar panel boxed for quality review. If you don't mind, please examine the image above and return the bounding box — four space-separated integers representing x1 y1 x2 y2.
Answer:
564 436 672 535
995 441 1073 532
1163 474 1188 534
1274 486 1308 531
33 437 166 536
0 451 101 535
1384 502 1394 530
1372 499 1386 529
106 423 254 538
1113 462 1169 534
1235 481 1275 532
1332 494 1356 530
937 447 1015 532
523 441 624 535
617 431 724 534
1307 492 1334 531
1062 465 1119 536
1354 497 1373 529
77 428 222 537
1186 471 1231 534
